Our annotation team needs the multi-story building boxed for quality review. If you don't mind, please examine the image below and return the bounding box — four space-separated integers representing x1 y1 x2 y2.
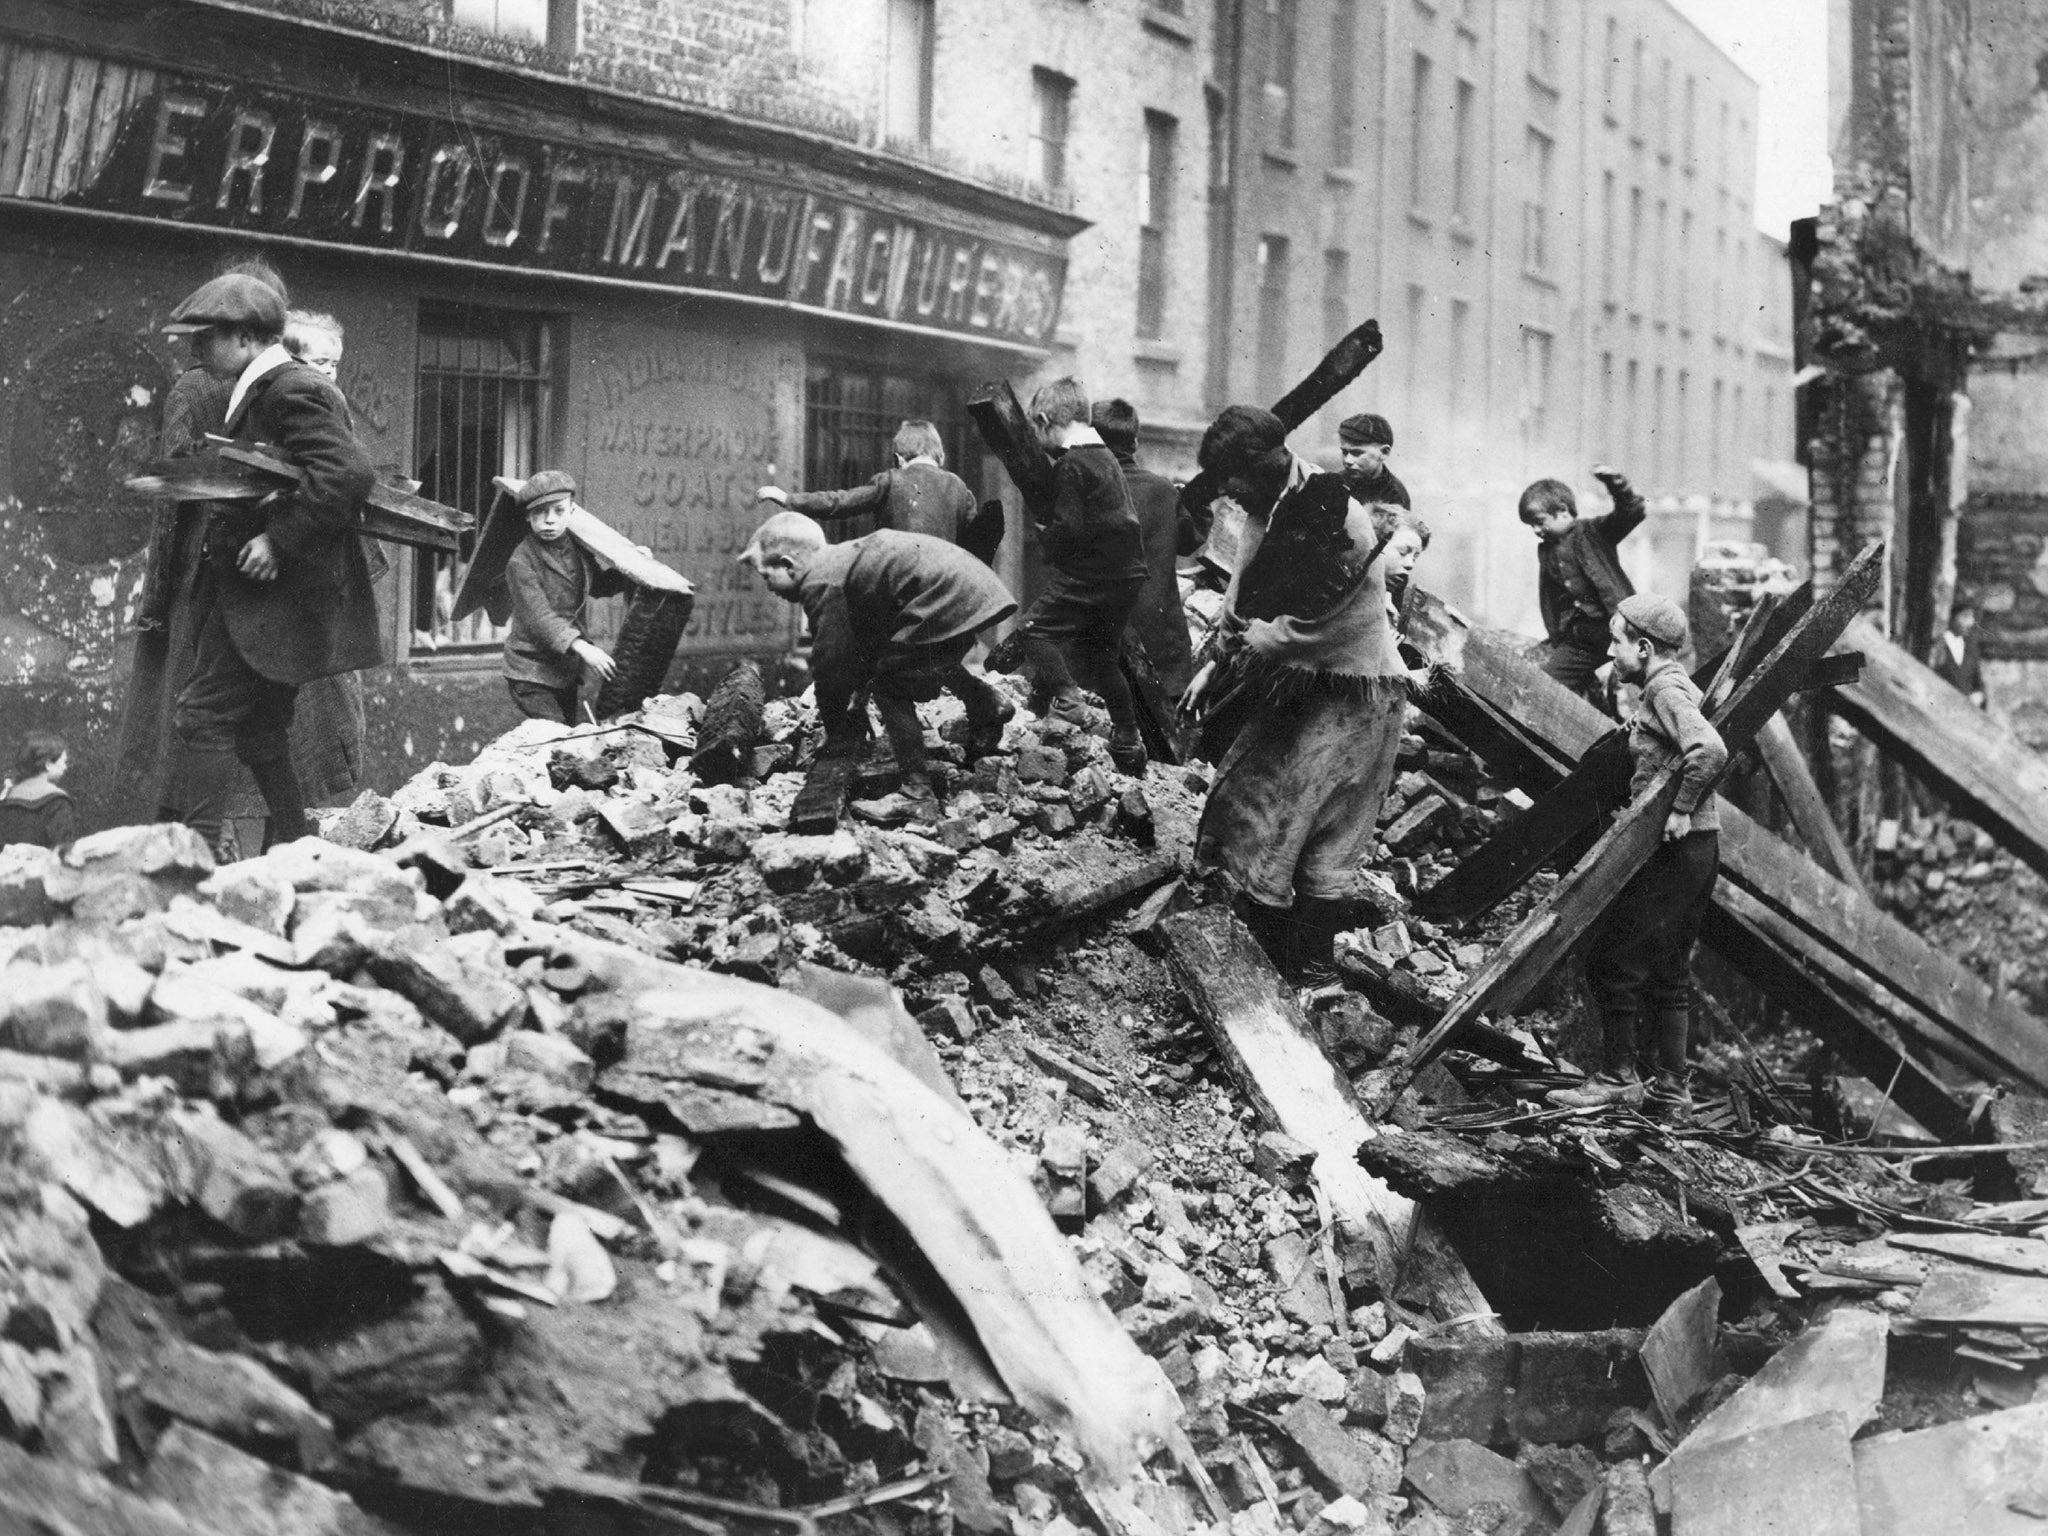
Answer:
1207 0 1790 636
0 0 1217 825
0 0 1790 825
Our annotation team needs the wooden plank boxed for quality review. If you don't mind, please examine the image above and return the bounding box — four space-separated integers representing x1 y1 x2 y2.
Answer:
1669 1411 1861 1536
1161 906 1501 1331
82 61 132 189
1830 614 2048 881
1755 713 1867 893
1854 1401 2048 1536
1699 885 1973 1141
10 47 62 200
1885 1231 2048 1277
453 484 525 623
788 752 857 834
1404 543 1886 1073
1175 318 1386 530
1717 810 2048 1095
966 379 1057 519
567 506 692 593
0 45 51 197
128 446 471 553
46 52 97 198
1406 593 1974 1137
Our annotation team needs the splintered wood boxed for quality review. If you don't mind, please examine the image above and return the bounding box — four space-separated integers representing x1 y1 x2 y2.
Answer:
1160 906 1500 1332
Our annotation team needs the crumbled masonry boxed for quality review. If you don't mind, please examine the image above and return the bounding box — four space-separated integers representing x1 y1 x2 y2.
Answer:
2 658 2046 1535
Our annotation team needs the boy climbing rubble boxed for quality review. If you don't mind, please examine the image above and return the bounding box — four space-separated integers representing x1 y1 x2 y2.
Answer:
739 514 1017 815
1520 465 1646 709
1548 592 1726 1119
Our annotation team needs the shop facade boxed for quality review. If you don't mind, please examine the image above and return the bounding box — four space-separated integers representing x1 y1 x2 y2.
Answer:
0 0 1078 827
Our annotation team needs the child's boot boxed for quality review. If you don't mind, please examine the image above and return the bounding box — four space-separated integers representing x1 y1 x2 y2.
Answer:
1546 1004 1646 1108
1643 999 1695 1121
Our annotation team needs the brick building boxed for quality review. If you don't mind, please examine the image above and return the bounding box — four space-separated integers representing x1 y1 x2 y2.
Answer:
1814 0 2048 741
1207 0 1792 636
0 0 1119 827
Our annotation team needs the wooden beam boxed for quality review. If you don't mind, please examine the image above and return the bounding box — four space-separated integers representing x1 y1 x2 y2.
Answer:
1717 810 2048 1094
1403 545 1886 1074
1753 714 1868 894
1697 886 1974 1142
1828 615 2048 881
1161 907 1501 1331
1397 592 1981 1132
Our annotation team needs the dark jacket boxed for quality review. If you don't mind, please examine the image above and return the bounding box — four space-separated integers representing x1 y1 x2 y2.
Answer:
503 534 631 689
217 360 385 686
798 530 1017 722
0 785 74 849
1345 462 1412 510
1931 629 1984 699
1535 489 1646 644
1111 447 1196 697
784 460 979 544
1039 441 1146 583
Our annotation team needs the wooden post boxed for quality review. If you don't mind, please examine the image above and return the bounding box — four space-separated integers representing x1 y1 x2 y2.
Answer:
1162 907 1501 1331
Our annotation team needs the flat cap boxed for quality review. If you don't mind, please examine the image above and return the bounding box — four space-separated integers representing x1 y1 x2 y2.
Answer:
1338 412 1394 449
516 470 577 510
163 273 287 337
1617 592 1688 649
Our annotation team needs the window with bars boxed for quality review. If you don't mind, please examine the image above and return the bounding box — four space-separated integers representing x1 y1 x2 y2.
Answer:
803 360 978 543
410 305 557 651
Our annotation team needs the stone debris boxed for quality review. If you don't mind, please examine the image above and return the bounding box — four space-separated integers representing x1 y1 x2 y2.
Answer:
4 657 2048 1535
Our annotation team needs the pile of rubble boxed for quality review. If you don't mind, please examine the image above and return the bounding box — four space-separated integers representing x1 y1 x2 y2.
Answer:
4 660 2044 1536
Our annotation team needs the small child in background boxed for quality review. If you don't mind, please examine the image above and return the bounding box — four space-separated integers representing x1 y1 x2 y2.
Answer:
1548 594 1726 1120
1520 465 1645 709
0 731 75 848
284 310 345 381
501 472 627 724
1382 509 1433 689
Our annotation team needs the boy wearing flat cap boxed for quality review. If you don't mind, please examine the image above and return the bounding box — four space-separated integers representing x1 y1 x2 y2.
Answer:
1337 413 1410 510
1549 592 1726 1120
501 471 629 723
162 271 383 853
740 514 1017 816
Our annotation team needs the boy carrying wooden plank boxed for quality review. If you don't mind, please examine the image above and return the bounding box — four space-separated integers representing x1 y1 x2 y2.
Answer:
1547 593 1726 1120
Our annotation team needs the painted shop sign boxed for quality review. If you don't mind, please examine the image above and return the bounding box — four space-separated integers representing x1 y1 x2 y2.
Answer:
0 39 1066 346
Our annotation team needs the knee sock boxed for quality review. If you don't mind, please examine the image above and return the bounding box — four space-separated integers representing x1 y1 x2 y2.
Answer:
1651 1001 1692 1078
1019 630 1078 703
873 696 930 782
247 754 309 848
181 748 241 858
1090 644 1139 734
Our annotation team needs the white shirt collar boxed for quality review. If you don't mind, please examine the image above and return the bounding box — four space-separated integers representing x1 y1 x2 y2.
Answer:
1945 631 1966 665
224 343 295 432
1058 423 1106 450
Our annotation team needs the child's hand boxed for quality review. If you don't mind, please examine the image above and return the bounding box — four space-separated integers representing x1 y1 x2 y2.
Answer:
572 640 617 680
757 486 788 506
1663 809 1692 841
1592 465 1633 497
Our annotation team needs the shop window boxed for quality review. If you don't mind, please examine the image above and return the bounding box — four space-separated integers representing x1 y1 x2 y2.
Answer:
804 361 980 544
411 305 558 652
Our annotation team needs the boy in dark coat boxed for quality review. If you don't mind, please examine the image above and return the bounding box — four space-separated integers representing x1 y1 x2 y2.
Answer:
163 272 385 853
501 471 630 723
1548 593 1726 1120
1015 377 1149 773
740 514 1018 810
759 420 981 546
1520 466 1645 707
1090 398 1196 699
1932 600 1986 707
1338 413 1411 510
